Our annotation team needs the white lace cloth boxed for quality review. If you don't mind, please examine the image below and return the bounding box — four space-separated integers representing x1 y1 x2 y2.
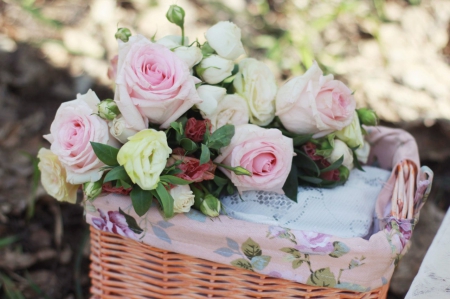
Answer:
405 208 450 299
221 166 391 238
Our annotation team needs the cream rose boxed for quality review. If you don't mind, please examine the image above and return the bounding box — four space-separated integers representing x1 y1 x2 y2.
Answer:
276 61 356 137
195 85 227 115
196 55 234 84
114 35 201 131
117 129 172 190
109 115 139 144
355 141 371 164
214 124 294 194
37 148 79 203
233 58 277 126
326 139 354 170
335 111 364 149
205 21 245 60
206 94 249 131
44 90 117 184
170 185 195 213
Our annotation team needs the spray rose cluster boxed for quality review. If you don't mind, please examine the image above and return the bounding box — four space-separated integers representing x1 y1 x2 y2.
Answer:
38 5 377 219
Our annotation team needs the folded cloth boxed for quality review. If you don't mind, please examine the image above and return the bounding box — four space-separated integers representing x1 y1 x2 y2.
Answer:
220 166 391 238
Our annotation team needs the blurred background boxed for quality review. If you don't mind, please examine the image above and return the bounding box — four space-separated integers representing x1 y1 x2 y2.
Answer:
0 0 449 298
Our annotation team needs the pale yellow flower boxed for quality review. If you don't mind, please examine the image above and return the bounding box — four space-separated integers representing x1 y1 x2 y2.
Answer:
117 129 171 190
38 148 79 203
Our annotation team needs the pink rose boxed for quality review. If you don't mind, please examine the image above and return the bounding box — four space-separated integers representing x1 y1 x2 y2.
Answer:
276 61 356 137
214 124 294 194
44 90 118 184
114 35 202 130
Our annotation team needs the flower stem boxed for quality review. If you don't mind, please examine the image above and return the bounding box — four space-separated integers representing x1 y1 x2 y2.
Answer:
181 26 185 46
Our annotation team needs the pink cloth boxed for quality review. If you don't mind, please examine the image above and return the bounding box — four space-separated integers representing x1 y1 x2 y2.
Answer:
85 126 433 292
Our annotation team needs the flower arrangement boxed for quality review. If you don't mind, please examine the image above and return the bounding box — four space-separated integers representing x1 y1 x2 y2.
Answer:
38 5 378 220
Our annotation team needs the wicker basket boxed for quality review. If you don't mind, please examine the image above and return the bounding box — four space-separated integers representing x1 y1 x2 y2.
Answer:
89 226 389 299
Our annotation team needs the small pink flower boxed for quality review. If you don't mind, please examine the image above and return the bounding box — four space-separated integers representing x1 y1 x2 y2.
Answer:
214 124 294 194
92 209 138 240
294 231 334 255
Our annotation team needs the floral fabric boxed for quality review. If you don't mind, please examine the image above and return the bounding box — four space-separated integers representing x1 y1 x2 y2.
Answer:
85 127 433 291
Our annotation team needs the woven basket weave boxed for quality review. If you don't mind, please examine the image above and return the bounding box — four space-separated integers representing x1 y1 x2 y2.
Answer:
89 226 389 299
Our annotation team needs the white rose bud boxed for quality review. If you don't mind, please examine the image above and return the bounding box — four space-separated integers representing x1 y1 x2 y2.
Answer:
326 139 354 170
170 185 195 213
109 115 139 144
196 55 234 84
207 94 249 131
200 194 221 217
173 46 203 69
196 85 227 115
335 111 364 149
233 58 277 126
205 21 245 60
83 180 103 201
98 99 120 121
355 141 371 164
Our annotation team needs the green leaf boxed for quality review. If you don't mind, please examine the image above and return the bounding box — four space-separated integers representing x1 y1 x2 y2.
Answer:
117 179 132 189
280 247 302 258
119 208 143 235
226 181 235 195
90 142 119 166
292 134 313 146
0 236 19 249
293 151 320 176
104 166 130 183
292 259 303 269
160 175 191 185
230 258 253 271
130 185 153 217
298 175 323 184
353 150 365 171
204 122 211 144
282 162 298 203
170 122 183 135
199 143 211 165
213 175 229 187
155 183 174 219
241 238 262 260
329 241 350 258
180 138 198 153
307 267 337 287
320 156 343 173
207 124 235 150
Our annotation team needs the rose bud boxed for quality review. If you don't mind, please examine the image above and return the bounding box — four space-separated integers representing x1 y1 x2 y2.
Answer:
200 194 221 217
115 27 132 42
109 115 138 144
338 165 350 181
196 55 234 84
357 108 378 126
205 21 245 61
335 111 364 149
83 180 103 201
326 139 354 170
196 85 227 116
98 99 120 121
166 5 185 28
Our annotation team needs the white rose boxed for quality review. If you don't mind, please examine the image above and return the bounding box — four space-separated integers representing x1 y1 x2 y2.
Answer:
196 55 234 84
205 21 245 60
170 185 195 213
109 116 139 144
207 94 249 131
355 141 371 164
233 58 277 126
335 111 364 149
156 35 189 48
38 148 79 203
173 46 202 69
196 85 227 115
326 139 354 170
